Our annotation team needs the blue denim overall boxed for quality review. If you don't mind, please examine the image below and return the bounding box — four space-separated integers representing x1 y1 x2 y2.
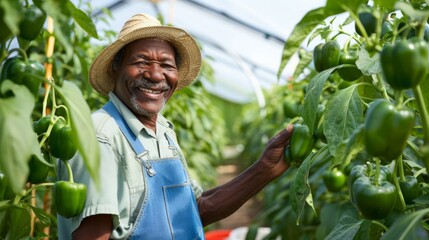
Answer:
103 101 205 240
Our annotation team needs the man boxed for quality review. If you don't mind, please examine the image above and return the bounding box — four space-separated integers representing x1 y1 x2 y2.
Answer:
57 13 293 239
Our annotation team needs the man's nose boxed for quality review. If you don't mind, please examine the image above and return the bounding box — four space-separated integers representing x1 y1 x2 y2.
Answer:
142 62 165 82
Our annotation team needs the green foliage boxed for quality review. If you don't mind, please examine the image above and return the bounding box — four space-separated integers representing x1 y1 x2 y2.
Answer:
238 0 429 239
0 0 227 238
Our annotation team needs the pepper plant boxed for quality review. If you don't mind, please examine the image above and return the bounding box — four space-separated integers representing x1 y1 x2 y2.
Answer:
0 1 227 238
237 0 429 239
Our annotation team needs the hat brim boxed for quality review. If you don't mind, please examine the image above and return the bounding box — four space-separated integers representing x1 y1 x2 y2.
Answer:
89 26 201 95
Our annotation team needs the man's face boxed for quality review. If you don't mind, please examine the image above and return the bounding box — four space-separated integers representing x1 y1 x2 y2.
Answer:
113 38 179 117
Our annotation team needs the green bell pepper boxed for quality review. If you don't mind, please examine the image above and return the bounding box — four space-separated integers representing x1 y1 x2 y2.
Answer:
0 172 14 201
284 123 315 166
349 163 397 220
49 118 78 161
355 12 378 37
338 49 362 82
283 100 300 119
54 181 86 218
364 99 415 162
27 153 51 184
352 177 397 220
381 20 394 39
18 5 46 41
380 38 429 89
54 160 86 218
323 168 347 192
398 175 419 205
0 56 45 99
313 40 341 72
348 162 392 204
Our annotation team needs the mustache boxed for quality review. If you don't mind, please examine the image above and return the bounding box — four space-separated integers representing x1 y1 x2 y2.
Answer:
132 78 170 90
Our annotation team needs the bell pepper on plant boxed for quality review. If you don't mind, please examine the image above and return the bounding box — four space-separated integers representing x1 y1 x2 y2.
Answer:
284 123 315 165
380 38 429 89
54 160 86 218
350 163 397 220
283 100 300 119
49 118 78 160
0 56 45 99
313 40 341 72
323 168 347 192
18 5 46 41
33 115 52 142
381 20 394 39
364 99 415 162
398 175 419 205
0 172 14 201
338 49 362 82
355 11 378 37
348 162 392 205
27 153 51 184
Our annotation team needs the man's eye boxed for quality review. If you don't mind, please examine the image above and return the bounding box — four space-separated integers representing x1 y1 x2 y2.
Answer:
136 61 149 66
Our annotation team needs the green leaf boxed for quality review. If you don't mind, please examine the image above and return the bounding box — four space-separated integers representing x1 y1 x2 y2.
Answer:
324 215 363 240
290 151 317 225
381 208 429 240
29 205 51 226
54 81 100 185
0 0 21 34
5 206 31 239
0 81 40 193
292 48 313 81
395 1 429 22
67 1 99 39
302 67 338 135
333 124 365 168
376 0 398 10
277 7 328 79
323 85 363 156
356 49 381 76
419 76 429 114
325 0 364 15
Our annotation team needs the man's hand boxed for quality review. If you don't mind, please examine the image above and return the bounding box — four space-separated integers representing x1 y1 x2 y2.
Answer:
257 124 294 178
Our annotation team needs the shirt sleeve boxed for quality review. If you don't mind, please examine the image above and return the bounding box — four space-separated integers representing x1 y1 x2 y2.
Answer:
57 140 122 234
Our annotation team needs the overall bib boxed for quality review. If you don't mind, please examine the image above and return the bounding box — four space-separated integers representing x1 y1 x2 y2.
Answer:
103 101 205 240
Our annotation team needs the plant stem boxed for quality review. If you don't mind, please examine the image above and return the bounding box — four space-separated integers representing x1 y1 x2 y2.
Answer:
392 158 406 210
374 159 380 187
412 85 429 172
371 220 388 232
7 48 28 62
63 159 74 183
413 85 429 143
24 183 54 197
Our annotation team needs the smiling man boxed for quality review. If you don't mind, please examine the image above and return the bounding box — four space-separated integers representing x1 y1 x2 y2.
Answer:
56 13 293 240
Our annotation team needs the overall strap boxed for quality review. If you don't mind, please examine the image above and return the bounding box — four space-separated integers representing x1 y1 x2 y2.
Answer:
103 101 156 176
102 101 146 155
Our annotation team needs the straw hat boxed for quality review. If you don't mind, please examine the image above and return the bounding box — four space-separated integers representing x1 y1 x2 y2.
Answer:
89 13 202 95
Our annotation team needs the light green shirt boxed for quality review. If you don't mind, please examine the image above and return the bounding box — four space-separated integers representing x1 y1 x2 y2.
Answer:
57 93 202 240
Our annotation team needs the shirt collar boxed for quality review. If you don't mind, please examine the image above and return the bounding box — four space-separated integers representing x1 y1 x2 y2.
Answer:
108 93 174 138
